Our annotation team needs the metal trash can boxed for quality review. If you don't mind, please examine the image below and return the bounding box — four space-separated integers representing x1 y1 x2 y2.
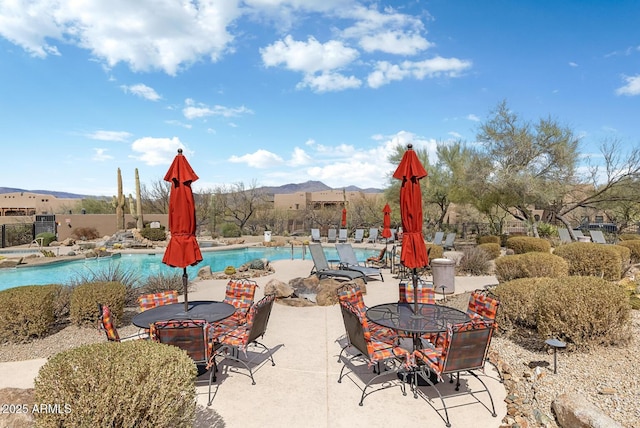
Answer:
264 231 272 242
431 258 455 294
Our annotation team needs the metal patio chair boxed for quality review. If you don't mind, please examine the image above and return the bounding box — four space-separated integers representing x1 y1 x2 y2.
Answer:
336 243 384 282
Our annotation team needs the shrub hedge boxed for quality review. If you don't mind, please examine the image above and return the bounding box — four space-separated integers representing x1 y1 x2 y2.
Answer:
494 276 631 348
617 240 640 264
505 236 551 254
139 227 166 241
35 232 57 247
478 242 501 260
425 243 444 260
34 340 197 428
458 246 492 275
552 242 623 280
619 233 640 241
477 235 501 245
0 284 60 343
494 252 568 282
70 281 126 326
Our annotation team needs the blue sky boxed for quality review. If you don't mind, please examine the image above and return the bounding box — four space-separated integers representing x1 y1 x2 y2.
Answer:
1 0 638 197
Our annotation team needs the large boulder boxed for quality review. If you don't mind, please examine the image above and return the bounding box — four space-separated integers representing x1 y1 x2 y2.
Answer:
264 278 294 298
551 393 623 428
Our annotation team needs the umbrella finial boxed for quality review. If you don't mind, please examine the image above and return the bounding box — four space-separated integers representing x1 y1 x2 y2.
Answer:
177 148 183 155
407 143 413 150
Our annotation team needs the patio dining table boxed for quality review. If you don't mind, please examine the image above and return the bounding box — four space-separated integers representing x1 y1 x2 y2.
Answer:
366 302 470 388
132 300 235 329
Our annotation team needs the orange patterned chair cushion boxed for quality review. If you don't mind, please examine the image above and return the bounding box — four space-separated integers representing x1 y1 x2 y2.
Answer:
99 304 120 342
137 290 179 312
467 290 500 320
399 281 435 304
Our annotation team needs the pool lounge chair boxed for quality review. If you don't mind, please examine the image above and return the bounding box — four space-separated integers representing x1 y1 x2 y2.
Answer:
311 228 321 243
367 228 378 243
308 244 366 282
590 230 607 244
335 243 384 282
327 228 337 243
338 228 348 243
557 228 572 244
443 232 456 250
354 229 364 243
431 231 445 246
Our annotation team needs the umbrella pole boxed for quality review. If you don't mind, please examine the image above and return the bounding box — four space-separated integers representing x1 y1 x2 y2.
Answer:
412 268 419 315
183 268 189 313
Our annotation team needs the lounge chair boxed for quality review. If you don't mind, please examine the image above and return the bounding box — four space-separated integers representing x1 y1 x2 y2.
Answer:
327 228 337 243
557 228 572 244
311 228 321 243
338 228 348 243
335 243 384 282
354 229 364 243
443 232 456 250
366 247 387 268
590 230 607 244
308 243 365 282
388 229 396 244
431 231 445 246
367 228 378 243
573 229 585 239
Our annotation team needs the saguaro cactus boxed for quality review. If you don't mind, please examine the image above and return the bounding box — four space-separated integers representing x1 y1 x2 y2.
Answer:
115 168 125 230
135 168 143 229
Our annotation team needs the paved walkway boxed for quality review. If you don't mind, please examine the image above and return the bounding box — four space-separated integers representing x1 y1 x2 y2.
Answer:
0 255 505 428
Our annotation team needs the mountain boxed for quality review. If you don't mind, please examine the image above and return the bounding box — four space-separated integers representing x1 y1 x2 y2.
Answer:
257 180 382 194
0 187 88 199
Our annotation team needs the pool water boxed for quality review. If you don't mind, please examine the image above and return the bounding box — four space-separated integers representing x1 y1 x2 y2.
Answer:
0 246 377 291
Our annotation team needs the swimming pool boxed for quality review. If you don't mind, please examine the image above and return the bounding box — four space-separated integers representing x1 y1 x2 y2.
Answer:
0 246 377 291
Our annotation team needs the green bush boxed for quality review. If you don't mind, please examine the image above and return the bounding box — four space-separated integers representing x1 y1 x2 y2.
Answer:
553 242 622 280
478 242 501 260
534 276 631 348
426 243 444 260
617 240 640 264
458 246 492 275
221 222 241 238
70 281 126 326
139 227 166 241
494 252 568 282
34 340 197 428
477 235 501 245
536 222 557 238
36 232 57 247
505 236 551 254
495 277 632 349
0 284 60 343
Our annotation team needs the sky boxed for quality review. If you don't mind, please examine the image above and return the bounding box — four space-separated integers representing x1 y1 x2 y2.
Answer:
1 0 639 197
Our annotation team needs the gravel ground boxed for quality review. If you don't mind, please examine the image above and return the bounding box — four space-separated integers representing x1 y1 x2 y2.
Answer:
1 297 638 428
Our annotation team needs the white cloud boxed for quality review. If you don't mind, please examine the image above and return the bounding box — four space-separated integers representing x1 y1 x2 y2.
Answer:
183 99 253 120
367 57 472 88
86 130 132 142
229 149 284 168
359 30 431 55
297 72 361 92
92 148 113 161
131 136 186 166
121 83 161 101
0 0 242 75
288 147 312 166
165 120 192 129
448 131 463 139
467 114 480 122
569 61 578 67
261 35 359 74
615 75 640 96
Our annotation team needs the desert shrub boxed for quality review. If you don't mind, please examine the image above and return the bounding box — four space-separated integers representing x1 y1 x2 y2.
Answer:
221 222 241 238
610 244 631 273
0 284 60 343
553 242 622 280
477 235 501 245
224 265 236 275
68 262 141 306
619 233 640 241
478 242 501 260
536 222 557 238
34 340 196 428
493 278 544 333
535 276 631 348
137 271 184 295
425 243 444 259
70 281 126 326
70 226 100 241
35 232 57 247
458 246 492 275
494 252 568 282
617 240 640 264
505 236 551 254
139 227 166 241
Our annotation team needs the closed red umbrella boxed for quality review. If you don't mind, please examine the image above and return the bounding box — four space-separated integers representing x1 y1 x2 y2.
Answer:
381 203 392 239
392 144 428 312
162 149 203 312
341 207 347 227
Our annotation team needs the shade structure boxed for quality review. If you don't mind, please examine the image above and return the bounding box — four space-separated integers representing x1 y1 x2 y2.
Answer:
392 144 429 313
341 207 347 227
381 203 392 239
162 149 203 312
